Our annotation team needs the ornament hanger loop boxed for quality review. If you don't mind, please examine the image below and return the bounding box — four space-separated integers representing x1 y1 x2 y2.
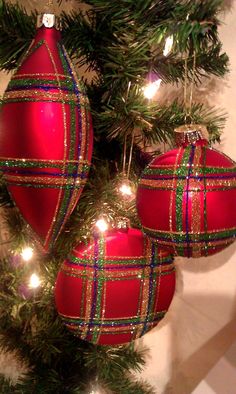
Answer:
183 50 197 123
122 81 135 180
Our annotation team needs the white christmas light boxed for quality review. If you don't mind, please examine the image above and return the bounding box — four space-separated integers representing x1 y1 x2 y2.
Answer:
29 273 41 289
163 35 174 56
21 247 33 262
119 183 133 196
143 78 162 99
95 218 108 232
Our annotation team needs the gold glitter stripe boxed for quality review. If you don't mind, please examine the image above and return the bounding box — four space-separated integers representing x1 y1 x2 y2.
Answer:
4 90 78 102
169 147 182 255
153 252 162 330
62 45 87 162
72 255 158 261
81 277 93 339
13 73 73 79
65 322 163 334
151 238 235 248
191 146 202 257
135 239 151 339
97 272 107 343
5 174 86 187
144 225 236 235
148 164 236 170
140 178 236 189
43 41 68 247
60 311 167 322
82 241 95 339
0 157 90 165
61 263 175 279
17 39 36 70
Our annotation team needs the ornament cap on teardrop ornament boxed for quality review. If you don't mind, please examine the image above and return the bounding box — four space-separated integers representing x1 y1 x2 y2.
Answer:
174 123 209 147
37 13 62 30
0 22 93 251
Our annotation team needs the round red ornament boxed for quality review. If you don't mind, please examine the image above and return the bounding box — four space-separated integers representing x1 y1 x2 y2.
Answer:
137 125 236 258
55 228 175 346
0 18 93 251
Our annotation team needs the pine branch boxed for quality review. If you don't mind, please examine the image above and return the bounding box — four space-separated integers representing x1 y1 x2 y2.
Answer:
153 44 229 83
94 96 226 145
0 175 13 207
0 375 15 394
0 1 35 71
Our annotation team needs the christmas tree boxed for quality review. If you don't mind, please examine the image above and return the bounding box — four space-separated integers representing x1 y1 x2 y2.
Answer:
0 0 232 393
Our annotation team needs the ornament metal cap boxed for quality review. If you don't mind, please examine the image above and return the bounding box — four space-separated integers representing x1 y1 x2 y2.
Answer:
37 14 61 30
115 217 130 232
174 124 209 147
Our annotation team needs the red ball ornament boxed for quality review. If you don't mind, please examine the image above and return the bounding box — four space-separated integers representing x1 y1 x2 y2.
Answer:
137 125 236 258
55 228 175 346
0 18 93 251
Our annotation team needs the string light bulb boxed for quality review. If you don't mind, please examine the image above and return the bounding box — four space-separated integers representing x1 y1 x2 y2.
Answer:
95 218 108 233
119 183 133 197
21 247 33 262
163 35 174 57
29 273 41 289
143 77 162 99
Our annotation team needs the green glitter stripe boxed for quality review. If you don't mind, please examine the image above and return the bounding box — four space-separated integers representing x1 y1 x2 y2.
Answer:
40 41 84 249
176 147 191 232
0 159 90 171
136 250 147 321
2 98 90 110
143 167 236 176
62 267 175 281
57 43 86 94
69 255 173 266
66 324 164 339
48 84 79 247
92 237 105 342
8 78 75 91
61 311 166 326
69 102 76 161
143 165 236 176
148 244 158 322
57 43 73 78
143 227 236 242
203 146 208 253
50 188 74 246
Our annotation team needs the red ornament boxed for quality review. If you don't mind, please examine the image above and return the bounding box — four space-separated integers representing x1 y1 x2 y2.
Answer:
137 125 236 258
55 228 175 346
0 23 93 251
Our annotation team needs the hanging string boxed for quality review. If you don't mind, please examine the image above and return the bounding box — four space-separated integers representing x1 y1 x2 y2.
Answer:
44 0 54 13
122 134 127 174
127 129 135 179
189 50 196 115
183 50 196 122
122 81 131 175
184 56 189 121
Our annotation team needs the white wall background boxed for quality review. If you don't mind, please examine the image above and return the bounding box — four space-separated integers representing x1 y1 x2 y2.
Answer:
0 1 236 393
